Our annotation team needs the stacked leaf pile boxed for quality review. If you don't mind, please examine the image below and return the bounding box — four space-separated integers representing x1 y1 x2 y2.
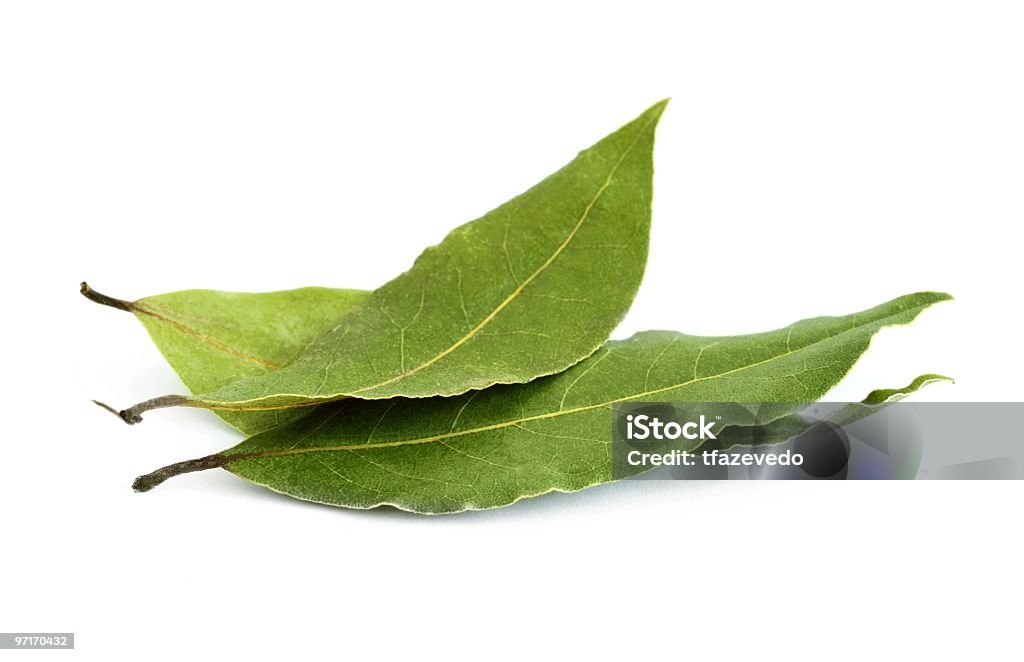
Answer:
83 101 950 513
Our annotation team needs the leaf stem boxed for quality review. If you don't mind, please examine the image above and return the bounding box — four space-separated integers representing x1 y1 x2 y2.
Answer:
92 395 190 425
82 282 191 424
80 282 136 312
133 453 236 492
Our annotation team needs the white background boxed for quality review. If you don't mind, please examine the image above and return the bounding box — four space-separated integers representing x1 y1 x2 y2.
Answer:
2 1 1021 660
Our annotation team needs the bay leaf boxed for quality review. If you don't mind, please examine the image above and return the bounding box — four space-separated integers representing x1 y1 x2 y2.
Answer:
113 100 668 423
716 373 952 449
81 283 369 433
133 292 950 513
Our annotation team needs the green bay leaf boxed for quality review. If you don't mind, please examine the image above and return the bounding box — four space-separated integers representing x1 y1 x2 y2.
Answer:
117 100 668 423
717 373 953 449
81 284 369 434
134 292 950 513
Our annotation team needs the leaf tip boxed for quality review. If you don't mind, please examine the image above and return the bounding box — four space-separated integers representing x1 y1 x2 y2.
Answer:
907 373 955 391
917 291 954 304
645 98 671 121
863 373 954 404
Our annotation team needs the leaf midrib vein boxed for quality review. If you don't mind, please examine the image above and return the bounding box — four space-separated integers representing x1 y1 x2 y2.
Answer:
137 302 283 370
229 302 927 463
199 114 657 409
342 114 656 396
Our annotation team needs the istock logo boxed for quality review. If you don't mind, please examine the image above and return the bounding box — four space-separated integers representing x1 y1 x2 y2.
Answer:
625 414 717 441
